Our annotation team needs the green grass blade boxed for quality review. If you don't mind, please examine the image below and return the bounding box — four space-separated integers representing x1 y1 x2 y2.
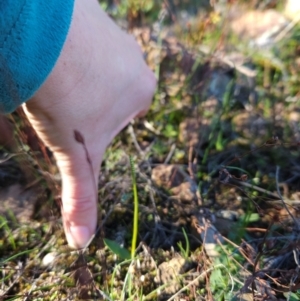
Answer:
129 156 139 259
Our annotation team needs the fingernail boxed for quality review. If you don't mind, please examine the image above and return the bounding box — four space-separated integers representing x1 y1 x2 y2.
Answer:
68 225 92 249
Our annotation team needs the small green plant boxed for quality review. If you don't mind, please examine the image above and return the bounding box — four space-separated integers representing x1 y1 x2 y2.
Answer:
177 227 190 259
104 238 131 260
129 155 139 259
209 247 243 300
0 215 16 250
283 291 300 301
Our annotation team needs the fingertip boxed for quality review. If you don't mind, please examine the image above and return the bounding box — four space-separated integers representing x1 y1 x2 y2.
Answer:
66 225 94 249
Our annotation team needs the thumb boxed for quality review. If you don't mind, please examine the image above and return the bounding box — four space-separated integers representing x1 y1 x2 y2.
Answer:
23 99 103 249
56 146 100 249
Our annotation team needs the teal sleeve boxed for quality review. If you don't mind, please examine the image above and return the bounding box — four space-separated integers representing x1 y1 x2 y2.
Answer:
0 0 74 113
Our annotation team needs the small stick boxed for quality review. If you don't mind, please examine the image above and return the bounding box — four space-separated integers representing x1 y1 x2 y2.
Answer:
275 166 299 230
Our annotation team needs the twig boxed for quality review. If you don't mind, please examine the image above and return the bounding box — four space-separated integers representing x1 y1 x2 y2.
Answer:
147 185 169 246
198 45 257 77
289 250 300 298
94 289 113 301
133 159 169 246
274 13 300 44
143 120 160 135
275 166 299 229
264 273 290 290
187 144 195 181
232 179 279 199
219 236 255 269
128 124 145 157
164 143 176 164
0 152 29 164
293 249 300 269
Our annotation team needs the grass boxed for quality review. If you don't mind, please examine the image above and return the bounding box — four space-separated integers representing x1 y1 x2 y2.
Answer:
129 156 139 259
1 0 300 300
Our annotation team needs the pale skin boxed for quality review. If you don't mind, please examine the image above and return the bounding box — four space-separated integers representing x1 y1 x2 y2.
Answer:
22 0 156 248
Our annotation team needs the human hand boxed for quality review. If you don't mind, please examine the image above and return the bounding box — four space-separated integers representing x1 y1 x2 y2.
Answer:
22 0 156 248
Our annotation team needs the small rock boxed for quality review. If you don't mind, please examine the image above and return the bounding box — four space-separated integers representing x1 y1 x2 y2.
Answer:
42 252 58 267
214 217 236 236
207 68 233 100
155 256 194 294
216 210 239 221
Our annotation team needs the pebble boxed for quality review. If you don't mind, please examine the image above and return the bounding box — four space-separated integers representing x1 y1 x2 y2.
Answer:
42 252 58 267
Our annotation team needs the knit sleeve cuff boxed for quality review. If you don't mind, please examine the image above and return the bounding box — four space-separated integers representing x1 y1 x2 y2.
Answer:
0 0 74 113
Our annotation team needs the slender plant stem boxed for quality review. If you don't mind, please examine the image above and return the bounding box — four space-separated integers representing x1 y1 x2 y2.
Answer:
130 156 139 259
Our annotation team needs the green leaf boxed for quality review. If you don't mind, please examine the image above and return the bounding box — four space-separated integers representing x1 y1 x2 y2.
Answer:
210 268 224 290
283 292 300 301
216 131 224 151
104 238 131 260
162 124 178 138
240 213 260 223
